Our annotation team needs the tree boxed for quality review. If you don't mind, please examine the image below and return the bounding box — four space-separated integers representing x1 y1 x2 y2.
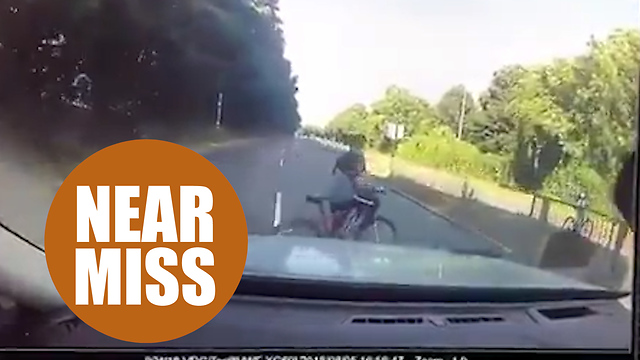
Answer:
435 85 475 135
326 104 369 133
465 65 526 154
566 29 639 179
325 87 441 149
369 86 439 138
511 124 565 192
0 0 301 159
321 28 639 211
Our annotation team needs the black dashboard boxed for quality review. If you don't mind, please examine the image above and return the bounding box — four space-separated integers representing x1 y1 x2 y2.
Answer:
8 294 632 350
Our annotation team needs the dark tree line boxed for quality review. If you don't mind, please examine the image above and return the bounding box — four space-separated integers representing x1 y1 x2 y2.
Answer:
0 0 300 156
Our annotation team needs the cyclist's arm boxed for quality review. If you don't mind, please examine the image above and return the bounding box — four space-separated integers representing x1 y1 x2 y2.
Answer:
355 174 375 187
352 176 376 196
321 199 333 217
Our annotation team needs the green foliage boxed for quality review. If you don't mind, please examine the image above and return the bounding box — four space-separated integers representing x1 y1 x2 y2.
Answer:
370 86 440 138
436 85 475 133
511 124 565 192
323 28 639 216
543 162 611 214
0 0 300 153
300 124 324 137
325 103 382 147
325 86 440 150
467 65 527 154
397 128 507 183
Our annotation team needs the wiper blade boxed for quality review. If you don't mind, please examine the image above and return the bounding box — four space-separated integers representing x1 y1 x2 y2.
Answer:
0 220 45 253
447 247 505 259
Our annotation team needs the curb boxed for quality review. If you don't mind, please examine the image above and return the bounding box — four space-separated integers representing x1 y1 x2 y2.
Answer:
306 137 350 152
385 185 514 255
182 136 257 155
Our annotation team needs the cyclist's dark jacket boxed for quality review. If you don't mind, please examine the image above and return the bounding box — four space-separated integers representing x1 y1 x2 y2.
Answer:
327 171 357 205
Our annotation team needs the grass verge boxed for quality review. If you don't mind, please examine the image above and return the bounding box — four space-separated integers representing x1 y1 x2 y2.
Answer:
365 150 633 258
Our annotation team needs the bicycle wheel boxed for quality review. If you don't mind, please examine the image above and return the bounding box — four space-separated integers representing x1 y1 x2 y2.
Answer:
276 218 322 238
561 216 576 232
357 216 397 244
580 218 594 239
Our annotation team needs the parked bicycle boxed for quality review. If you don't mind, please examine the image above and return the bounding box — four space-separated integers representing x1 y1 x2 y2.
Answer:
277 186 397 244
561 192 594 239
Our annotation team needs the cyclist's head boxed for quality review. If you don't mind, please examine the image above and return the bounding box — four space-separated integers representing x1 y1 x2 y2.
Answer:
350 148 366 173
351 134 367 150
337 149 365 177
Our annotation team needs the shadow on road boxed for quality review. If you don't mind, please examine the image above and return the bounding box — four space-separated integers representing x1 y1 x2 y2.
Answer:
378 174 632 291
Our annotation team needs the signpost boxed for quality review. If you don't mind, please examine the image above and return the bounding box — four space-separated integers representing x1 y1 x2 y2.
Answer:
457 91 467 139
384 122 405 177
385 122 405 141
215 92 224 128
215 73 227 129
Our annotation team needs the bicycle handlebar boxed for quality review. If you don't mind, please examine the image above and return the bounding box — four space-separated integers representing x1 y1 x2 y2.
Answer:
373 186 387 194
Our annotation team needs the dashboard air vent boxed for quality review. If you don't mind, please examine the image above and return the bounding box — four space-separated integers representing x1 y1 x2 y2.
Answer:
445 315 505 324
537 306 597 320
350 316 424 324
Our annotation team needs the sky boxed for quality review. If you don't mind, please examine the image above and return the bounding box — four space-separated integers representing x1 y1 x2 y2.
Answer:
278 0 639 127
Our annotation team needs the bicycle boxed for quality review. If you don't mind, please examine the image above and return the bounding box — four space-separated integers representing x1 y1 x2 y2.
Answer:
561 214 594 239
277 186 397 244
561 192 594 239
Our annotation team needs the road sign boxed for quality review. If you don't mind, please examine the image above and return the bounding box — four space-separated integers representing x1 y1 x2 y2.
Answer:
385 123 405 140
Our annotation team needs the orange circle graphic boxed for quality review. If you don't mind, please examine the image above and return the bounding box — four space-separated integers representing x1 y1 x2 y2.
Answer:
45 140 247 343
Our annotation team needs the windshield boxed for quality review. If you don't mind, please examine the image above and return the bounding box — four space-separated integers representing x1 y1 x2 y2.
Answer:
0 0 636 308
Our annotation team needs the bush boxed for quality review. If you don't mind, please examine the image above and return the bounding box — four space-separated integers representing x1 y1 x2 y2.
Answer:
542 161 613 215
397 127 508 182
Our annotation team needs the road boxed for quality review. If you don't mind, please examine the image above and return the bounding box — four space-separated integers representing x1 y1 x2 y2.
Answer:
204 136 511 258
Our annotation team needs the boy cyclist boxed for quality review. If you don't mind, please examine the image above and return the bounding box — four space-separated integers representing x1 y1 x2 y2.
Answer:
326 146 380 239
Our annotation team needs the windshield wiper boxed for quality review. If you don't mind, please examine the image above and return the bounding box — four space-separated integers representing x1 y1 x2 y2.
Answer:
237 274 629 303
0 220 45 253
447 247 505 259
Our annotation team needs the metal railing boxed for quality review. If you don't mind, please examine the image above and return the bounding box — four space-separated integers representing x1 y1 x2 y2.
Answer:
528 192 631 254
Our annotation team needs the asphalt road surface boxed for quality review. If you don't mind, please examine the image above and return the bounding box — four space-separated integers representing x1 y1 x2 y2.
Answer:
0 133 507 258
204 136 511 258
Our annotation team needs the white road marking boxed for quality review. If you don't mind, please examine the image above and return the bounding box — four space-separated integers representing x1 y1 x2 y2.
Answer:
619 296 631 310
280 148 287 167
273 191 282 228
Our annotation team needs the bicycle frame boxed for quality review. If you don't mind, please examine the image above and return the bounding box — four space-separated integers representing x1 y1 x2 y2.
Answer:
336 208 364 238
574 218 587 231
562 214 594 239
303 186 385 239
307 199 365 239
